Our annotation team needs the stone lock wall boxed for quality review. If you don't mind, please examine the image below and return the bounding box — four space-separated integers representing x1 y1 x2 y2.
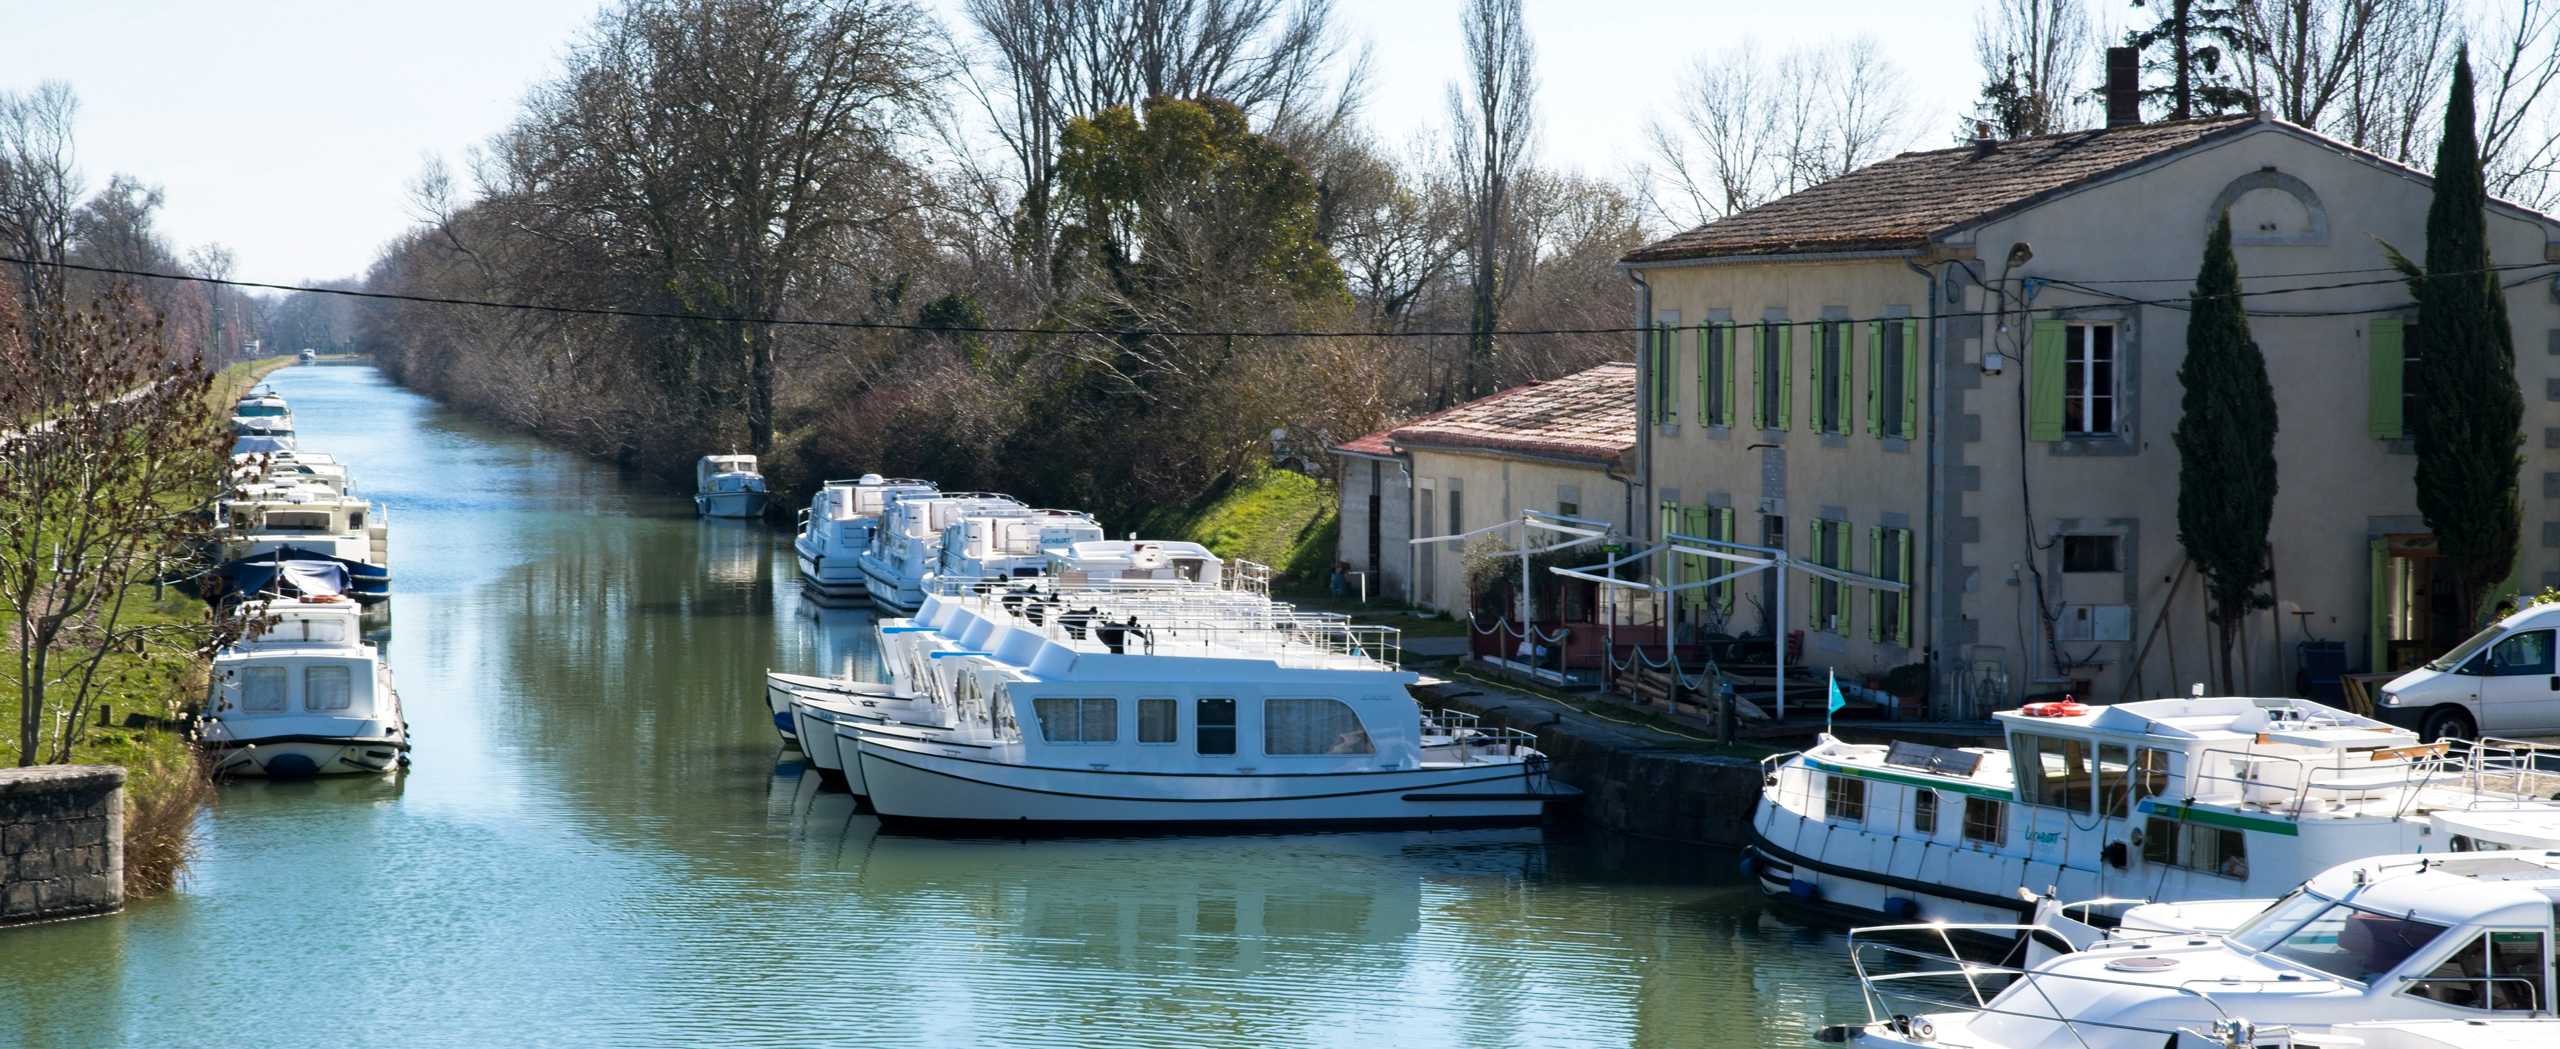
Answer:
0 765 126 926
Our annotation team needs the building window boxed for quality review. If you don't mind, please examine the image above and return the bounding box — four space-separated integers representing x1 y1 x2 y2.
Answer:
1034 697 1119 743
1913 787 1938 834
1556 484 1580 520
1816 320 1850 435
2062 534 2120 572
1196 698 1236 755
1826 774 1866 823
1700 323 1733 428
1810 518 1849 634
1871 525 1912 646
2064 323 2117 435
1137 698 1177 743
1962 797 2006 845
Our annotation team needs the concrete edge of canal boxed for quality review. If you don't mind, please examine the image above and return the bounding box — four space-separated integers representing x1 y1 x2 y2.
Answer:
1413 677 1766 847
0 764 127 927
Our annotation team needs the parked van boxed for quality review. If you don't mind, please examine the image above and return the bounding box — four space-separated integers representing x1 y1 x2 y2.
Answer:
2376 603 2560 740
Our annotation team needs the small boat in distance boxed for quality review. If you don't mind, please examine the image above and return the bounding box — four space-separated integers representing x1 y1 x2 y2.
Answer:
694 454 771 519
197 592 408 778
794 475 934 601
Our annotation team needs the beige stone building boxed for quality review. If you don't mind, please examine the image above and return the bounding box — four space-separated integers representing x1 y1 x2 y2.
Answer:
1619 112 2560 714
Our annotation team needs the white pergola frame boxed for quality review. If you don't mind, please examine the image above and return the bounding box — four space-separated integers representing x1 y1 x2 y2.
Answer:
1410 509 1616 654
1547 531 1908 719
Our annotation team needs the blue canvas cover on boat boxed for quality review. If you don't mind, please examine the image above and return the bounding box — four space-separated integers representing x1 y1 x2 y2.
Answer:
210 546 389 601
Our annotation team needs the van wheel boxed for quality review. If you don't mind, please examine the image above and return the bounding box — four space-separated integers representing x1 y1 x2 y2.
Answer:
2420 706 2476 743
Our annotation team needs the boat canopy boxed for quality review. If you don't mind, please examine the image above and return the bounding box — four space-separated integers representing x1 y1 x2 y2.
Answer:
698 455 760 486
211 546 389 600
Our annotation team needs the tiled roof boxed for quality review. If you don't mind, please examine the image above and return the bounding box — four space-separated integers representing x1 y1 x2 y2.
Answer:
1375 363 1636 464
1623 115 2260 264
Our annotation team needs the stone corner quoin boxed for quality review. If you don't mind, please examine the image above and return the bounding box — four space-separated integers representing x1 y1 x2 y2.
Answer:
0 763 129 928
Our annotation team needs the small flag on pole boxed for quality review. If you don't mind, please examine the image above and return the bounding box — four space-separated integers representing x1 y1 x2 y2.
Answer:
1826 670 1846 730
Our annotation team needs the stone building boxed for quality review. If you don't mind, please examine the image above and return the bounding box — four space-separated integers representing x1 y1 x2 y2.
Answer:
1618 111 2560 713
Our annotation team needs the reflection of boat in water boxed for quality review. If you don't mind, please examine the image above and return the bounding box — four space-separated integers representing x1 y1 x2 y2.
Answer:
790 594 880 683
695 516 767 586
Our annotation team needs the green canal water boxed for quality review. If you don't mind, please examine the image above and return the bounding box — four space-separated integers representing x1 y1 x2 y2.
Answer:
0 367 1873 1048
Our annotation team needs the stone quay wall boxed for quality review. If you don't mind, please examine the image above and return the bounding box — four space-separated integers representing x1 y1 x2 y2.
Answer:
1417 682 1766 846
0 765 126 927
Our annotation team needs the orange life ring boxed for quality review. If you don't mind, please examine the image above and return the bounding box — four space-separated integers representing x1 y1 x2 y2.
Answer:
2022 699 2089 718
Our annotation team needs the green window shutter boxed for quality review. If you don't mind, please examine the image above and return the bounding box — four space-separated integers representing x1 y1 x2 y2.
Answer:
2369 538 2389 674
1835 324 1855 437
1895 529 1914 646
1867 526 1882 642
1643 326 1659 425
1694 326 1711 426
1865 322 1882 436
2369 319 2405 439
1778 324 1795 431
2028 320 2067 441
1900 321 1920 441
1720 325 1737 427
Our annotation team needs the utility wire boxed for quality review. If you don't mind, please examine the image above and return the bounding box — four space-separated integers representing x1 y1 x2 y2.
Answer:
5 253 2555 335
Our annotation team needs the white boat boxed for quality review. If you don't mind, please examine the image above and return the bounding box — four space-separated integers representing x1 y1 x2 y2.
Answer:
1833 850 2560 1049
694 454 771 518
231 450 352 497
232 388 291 422
856 492 1029 615
837 585 1579 833
793 475 934 601
1045 538 1255 590
214 478 391 598
197 594 407 777
936 508 1106 583
1747 696 2560 928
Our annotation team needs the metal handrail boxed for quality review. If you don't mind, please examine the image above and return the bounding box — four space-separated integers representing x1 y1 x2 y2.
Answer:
1847 926 2238 1048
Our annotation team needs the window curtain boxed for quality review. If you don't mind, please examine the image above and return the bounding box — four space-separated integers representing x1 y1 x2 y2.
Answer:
1263 698 1374 754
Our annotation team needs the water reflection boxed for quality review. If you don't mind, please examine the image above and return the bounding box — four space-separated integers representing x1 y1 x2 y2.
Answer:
0 366 1878 1049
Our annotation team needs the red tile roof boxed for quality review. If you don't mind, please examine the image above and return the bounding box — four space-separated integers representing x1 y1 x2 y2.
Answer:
1623 115 2259 264
1334 363 1636 465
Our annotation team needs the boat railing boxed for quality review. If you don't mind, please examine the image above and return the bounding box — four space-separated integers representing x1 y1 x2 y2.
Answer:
1224 559 1272 596
1420 709 1538 762
1846 924 2242 1045
2188 737 2560 819
2444 736 2560 807
930 590 1405 669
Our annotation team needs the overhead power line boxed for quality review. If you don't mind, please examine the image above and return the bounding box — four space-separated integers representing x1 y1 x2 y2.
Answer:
3 254 2555 335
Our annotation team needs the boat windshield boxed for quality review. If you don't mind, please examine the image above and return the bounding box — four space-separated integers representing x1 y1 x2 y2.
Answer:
2429 625 2508 671
2230 891 2449 983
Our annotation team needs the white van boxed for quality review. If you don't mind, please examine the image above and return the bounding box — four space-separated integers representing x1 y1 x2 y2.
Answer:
2376 603 2560 740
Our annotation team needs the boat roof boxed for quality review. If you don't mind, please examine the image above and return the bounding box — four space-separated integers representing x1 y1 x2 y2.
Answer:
1058 539 1220 561
2293 851 2560 930
1994 696 2412 747
823 474 932 489
905 588 1409 679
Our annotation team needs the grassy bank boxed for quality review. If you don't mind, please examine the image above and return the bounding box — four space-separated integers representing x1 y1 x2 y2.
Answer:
1128 468 1338 585
213 354 297 409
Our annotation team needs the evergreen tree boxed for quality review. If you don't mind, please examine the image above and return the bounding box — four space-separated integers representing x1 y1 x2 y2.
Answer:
2403 52 2524 629
2124 0 2259 119
2174 210 2279 692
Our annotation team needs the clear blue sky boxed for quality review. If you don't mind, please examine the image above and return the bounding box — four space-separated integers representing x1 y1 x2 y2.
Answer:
1 0 1975 286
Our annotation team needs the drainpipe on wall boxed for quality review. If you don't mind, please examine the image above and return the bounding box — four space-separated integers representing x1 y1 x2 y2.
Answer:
1907 255 1944 713
1398 456 1416 607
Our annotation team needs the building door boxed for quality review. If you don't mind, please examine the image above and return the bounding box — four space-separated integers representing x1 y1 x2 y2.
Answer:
2476 628 2560 734
2377 534 2461 672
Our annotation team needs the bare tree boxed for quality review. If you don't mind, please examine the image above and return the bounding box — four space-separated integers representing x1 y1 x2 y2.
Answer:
2328 0 2455 164
1973 0 2099 137
0 82 81 341
1449 0 1536 399
2474 0 2560 209
1640 36 1920 231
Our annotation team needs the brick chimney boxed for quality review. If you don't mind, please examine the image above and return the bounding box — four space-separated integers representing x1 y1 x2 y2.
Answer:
2106 46 2141 127
1972 121 1998 158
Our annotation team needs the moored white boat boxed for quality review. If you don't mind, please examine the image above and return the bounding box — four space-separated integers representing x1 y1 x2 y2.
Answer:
211 479 391 602
936 507 1105 583
197 594 407 778
793 475 934 601
1747 696 2560 928
856 492 1028 615
694 454 771 518
840 584 1579 833
1833 850 2560 1049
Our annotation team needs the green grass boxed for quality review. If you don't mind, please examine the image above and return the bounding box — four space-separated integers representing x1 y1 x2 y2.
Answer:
1131 469 1338 583
213 355 296 411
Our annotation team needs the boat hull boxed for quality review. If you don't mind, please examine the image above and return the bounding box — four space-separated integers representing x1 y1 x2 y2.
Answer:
201 735 406 778
793 537 869 600
854 735 1567 834
696 491 770 518
858 558 924 615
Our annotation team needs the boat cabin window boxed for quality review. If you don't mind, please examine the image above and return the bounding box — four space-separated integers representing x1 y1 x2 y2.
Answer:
241 666 288 712
301 619 345 643
1033 697 1118 743
306 665 353 711
1962 798 2005 845
264 511 332 531
2095 744 2132 817
1825 775 1866 824
2012 734 2096 812
2407 931 2548 1010
349 511 365 531
2234 894 2449 984
2142 816 2248 878
1264 698 1374 755
1137 698 1177 744
2136 748 2173 802
1196 698 1237 755
1912 788 1938 834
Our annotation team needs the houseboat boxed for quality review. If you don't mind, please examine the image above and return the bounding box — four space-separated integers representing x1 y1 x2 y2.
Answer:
693 454 771 519
232 449 352 497
936 508 1106 583
197 595 407 777
1833 849 2560 1049
835 585 1579 832
793 475 935 601
1746 695 2560 928
1046 538 1249 591
213 480 391 602
855 492 1029 615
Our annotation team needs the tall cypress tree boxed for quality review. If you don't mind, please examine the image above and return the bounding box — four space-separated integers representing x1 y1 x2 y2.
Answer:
2405 51 2523 628
2175 210 2279 692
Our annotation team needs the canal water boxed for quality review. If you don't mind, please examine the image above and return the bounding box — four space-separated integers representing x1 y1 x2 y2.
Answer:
1 367 1872 1048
